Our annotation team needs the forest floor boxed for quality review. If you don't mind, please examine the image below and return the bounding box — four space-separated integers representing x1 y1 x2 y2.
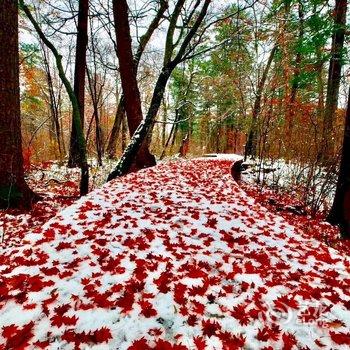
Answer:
0 157 350 349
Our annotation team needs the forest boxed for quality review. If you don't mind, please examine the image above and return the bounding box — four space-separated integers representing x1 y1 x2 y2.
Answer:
1 0 350 349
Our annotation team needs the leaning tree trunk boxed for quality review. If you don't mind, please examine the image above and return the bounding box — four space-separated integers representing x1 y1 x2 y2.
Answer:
327 86 350 238
0 0 36 209
112 0 156 171
322 0 347 162
121 115 127 152
68 0 89 167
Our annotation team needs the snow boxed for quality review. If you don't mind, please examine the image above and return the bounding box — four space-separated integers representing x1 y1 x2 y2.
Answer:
0 158 350 349
242 157 337 212
198 153 244 161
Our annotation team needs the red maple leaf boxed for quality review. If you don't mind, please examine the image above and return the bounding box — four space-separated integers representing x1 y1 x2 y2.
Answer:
154 271 173 293
192 300 205 315
274 295 299 313
205 217 218 229
329 331 350 345
40 266 60 276
188 279 209 297
154 339 187 350
62 327 112 345
51 314 78 327
129 338 151 350
257 325 281 342
187 314 198 326
56 242 73 251
116 292 135 313
185 265 207 279
231 304 250 326
90 327 113 343
218 331 246 349
202 320 221 337
139 300 157 318
2 324 18 339
282 333 297 350
4 321 34 349
54 303 70 315
174 283 187 305
33 340 50 349
193 336 206 350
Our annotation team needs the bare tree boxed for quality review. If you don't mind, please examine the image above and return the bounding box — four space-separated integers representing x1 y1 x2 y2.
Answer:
20 0 89 196
245 44 277 159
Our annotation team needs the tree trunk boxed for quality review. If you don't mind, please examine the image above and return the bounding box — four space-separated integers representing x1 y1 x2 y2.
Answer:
68 0 89 167
121 115 127 152
161 97 168 148
106 96 125 159
160 108 179 160
327 86 350 238
107 0 167 161
286 0 304 145
322 0 347 161
0 0 36 209
112 0 156 171
245 44 277 159
86 69 104 166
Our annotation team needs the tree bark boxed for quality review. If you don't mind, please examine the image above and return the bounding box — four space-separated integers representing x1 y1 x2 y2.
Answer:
121 114 127 152
86 70 104 166
322 0 347 161
68 0 89 167
112 0 156 171
0 0 36 209
327 86 350 238
106 96 125 159
285 0 304 144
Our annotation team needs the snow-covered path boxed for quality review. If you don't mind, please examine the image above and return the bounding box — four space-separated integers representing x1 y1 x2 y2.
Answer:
0 159 350 349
